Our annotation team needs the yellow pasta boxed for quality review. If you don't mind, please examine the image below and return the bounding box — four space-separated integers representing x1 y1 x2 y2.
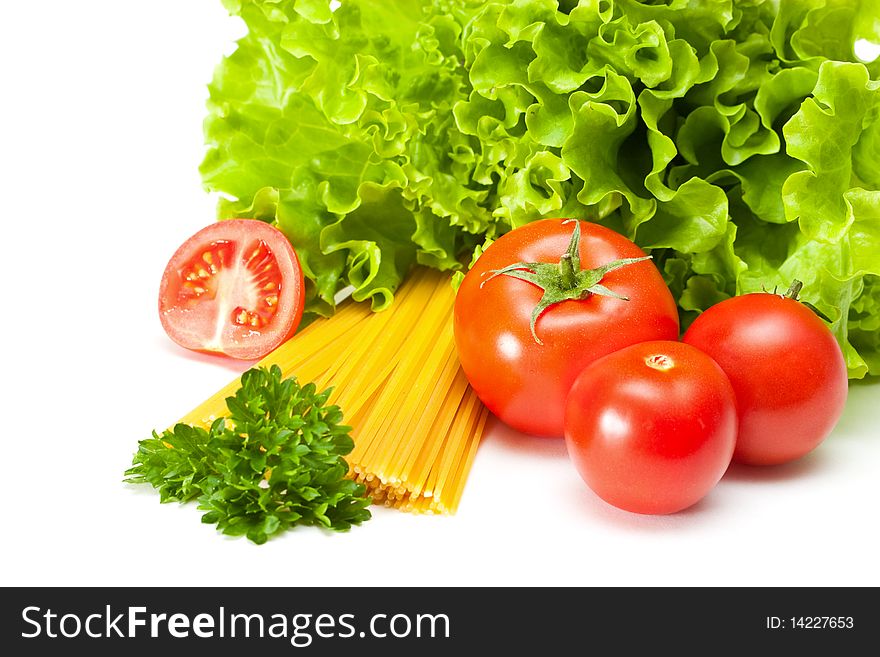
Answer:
177 267 488 514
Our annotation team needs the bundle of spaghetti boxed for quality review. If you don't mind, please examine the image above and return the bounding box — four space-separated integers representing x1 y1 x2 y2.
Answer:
178 267 490 514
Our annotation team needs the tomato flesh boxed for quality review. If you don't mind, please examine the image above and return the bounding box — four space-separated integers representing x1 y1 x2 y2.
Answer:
159 220 304 360
564 341 737 515
682 293 848 465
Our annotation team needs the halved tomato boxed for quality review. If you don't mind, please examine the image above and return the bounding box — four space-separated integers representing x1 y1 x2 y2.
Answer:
158 219 305 360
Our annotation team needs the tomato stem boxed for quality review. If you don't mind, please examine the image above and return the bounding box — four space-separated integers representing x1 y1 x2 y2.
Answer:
480 220 652 345
559 254 577 289
785 279 803 301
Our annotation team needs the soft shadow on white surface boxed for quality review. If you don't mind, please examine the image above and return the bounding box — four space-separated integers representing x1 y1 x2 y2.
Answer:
482 415 570 459
154 335 258 373
558 475 725 532
722 451 826 484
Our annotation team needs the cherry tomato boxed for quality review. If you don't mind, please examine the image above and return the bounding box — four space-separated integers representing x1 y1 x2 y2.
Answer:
453 219 679 437
682 288 848 466
158 219 305 360
564 340 737 515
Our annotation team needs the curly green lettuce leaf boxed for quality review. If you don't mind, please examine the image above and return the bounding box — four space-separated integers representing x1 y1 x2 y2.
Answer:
201 0 880 375
202 0 482 316
732 187 880 378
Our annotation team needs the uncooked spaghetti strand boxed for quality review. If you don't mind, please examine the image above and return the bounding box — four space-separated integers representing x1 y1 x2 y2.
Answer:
355 283 454 483
304 272 436 418
387 326 459 486
263 300 373 377
333 270 447 411
322 269 435 406
407 367 472 498
275 310 371 378
445 402 490 514
431 383 482 507
339 371 384 430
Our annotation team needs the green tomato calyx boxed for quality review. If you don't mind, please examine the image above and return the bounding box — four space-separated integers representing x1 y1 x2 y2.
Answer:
480 220 651 345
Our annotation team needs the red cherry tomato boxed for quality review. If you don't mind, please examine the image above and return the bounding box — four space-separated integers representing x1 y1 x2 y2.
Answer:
454 219 679 437
158 219 305 360
682 288 848 466
564 341 737 515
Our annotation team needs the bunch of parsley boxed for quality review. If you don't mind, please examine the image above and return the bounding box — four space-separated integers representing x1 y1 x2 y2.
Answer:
125 365 371 544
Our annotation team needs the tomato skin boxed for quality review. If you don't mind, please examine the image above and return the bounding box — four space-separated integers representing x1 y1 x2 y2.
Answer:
453 219 679 437
564 341 737 515
159 219 305 360
682 293 848 466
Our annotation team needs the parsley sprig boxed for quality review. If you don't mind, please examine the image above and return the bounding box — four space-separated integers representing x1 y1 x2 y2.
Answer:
125 365 371 543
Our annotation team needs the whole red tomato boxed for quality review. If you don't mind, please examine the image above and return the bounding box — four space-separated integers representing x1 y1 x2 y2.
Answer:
564 340 738 515
682 286 848 465
453 219 679 437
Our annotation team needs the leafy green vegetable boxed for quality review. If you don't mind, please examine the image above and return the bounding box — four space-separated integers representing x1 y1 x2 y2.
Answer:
201 0 880 377
125 365 371 543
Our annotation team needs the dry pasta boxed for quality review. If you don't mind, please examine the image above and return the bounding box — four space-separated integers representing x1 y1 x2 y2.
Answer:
178 267 489 514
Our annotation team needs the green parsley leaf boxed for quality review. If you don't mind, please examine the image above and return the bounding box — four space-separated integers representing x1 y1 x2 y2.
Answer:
125 365 371 543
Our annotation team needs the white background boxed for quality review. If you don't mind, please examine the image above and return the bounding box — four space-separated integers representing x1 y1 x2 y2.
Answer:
1 1 879 588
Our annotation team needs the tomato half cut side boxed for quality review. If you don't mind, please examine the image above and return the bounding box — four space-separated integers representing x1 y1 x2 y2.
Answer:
158 219 305 360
